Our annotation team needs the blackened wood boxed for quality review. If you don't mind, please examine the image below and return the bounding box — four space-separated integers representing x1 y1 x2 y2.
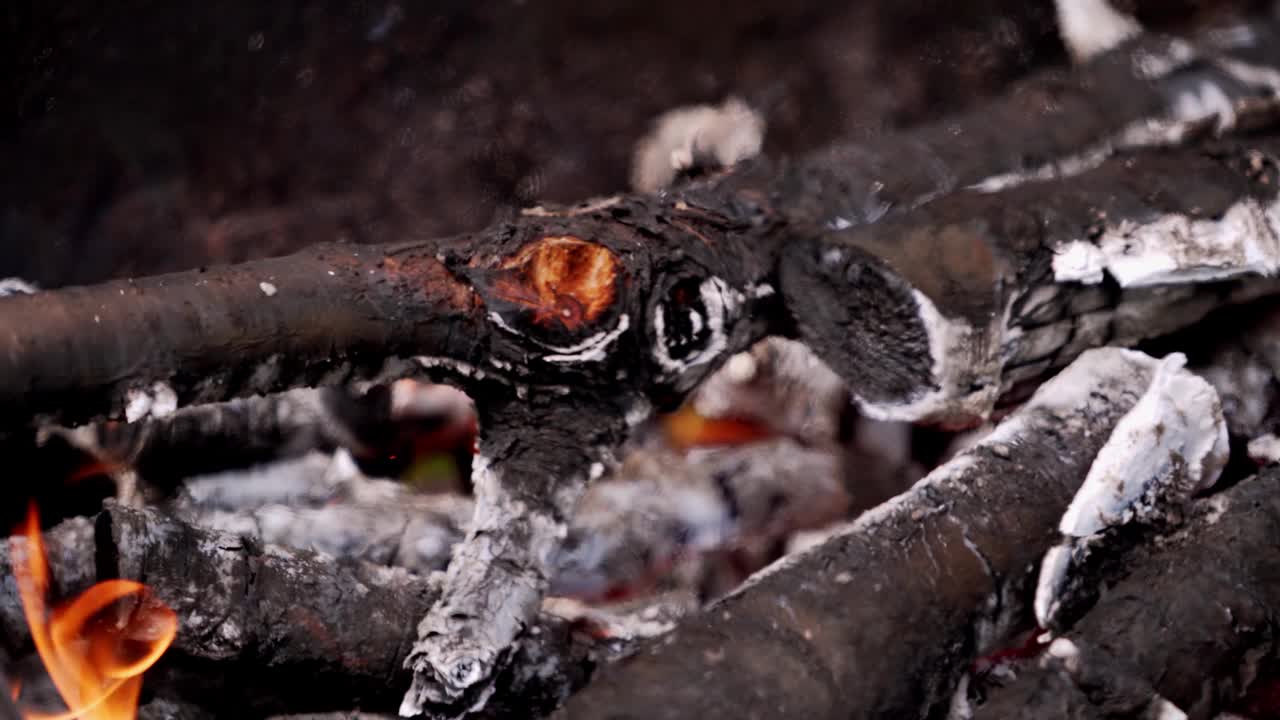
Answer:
0 506 595 717
783 138 1280 426
554 348 1159 720
971 467 1280 720
5 21 1280 433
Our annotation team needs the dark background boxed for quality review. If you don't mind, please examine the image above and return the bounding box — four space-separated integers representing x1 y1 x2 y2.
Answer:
0 0 1265 288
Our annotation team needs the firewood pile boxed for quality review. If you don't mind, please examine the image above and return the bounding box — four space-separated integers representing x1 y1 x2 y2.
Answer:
6 1 1280 718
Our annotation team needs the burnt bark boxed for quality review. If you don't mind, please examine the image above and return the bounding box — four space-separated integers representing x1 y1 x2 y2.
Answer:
0 505 596 717
555 348 1164 720
784 138 1280 425
971 466 1280 720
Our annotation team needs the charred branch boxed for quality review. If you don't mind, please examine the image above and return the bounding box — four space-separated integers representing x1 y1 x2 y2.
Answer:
0 505 596 717
555 348 1173 720
784 138 1280 425
970 466 1280 720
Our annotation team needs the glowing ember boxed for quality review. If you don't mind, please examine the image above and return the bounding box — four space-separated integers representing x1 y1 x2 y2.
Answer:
490 236 620 330
662 404 775 450
10 504 177 720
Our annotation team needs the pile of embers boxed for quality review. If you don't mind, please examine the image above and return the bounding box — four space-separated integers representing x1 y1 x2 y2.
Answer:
9 5 1280 720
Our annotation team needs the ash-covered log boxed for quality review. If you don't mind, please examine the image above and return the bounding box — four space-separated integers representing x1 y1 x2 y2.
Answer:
784 137 1280 426
555 348 1184 720
0 505 595 717
969 466 1280 720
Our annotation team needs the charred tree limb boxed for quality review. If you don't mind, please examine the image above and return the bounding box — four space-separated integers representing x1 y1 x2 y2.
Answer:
0 505 596 717
970 466 1280 720
784 138 1280 425
3 22 1280 433
555 348 1169 720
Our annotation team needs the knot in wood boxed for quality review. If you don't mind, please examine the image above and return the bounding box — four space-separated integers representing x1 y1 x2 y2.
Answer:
490 236 620 331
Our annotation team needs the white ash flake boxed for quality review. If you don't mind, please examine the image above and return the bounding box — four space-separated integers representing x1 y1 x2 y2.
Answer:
1057 353 1228 538
630 97 765 193
1247 432 1280 465
1036 351 1228 628
1046 637 1081 672
259 281 278 296
124 381 179 422
0 277 38 296
1054 0 1142 64
1150 697 1190 720
1053 197 1280 287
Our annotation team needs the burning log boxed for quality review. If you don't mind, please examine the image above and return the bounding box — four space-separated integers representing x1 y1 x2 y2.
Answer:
0 505 597 718
3 18 1280 716
555 348 1182 720
968 466 1280 720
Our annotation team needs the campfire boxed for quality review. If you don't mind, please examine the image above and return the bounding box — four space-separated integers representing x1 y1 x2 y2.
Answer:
10 505 175 719
7 1 1280 718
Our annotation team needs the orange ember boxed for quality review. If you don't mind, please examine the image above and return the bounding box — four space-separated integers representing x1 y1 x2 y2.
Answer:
662 405 776 450
490 236 619 330
10 504 177 720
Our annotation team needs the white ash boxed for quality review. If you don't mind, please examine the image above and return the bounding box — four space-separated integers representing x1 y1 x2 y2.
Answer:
124 381 179 422
401 455 574 717
856 288 1007 425
1149 697 1190 720
1053 196 1280 288
1036 352 1229 629
551 437 847 600
0 277 38 296
631 97 765 193
259 281 278 296
389 379 475 421
1057 353 1228 538
180 450 354 510
1054 0 1142 64
1248 432 1280 464
945 673 973 720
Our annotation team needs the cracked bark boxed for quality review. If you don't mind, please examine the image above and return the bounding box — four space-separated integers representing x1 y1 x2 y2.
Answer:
554 348 1165 720
970 466 1280 720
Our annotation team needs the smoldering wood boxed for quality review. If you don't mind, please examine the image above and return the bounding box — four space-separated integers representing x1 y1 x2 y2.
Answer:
784 138 1280 426
0 506 597 717
4 19 1280 434
554 348 1169 720
2 21 1280 716
969 466 1280 720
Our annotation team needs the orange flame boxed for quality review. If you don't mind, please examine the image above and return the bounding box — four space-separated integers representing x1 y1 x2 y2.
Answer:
10 504 177 719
